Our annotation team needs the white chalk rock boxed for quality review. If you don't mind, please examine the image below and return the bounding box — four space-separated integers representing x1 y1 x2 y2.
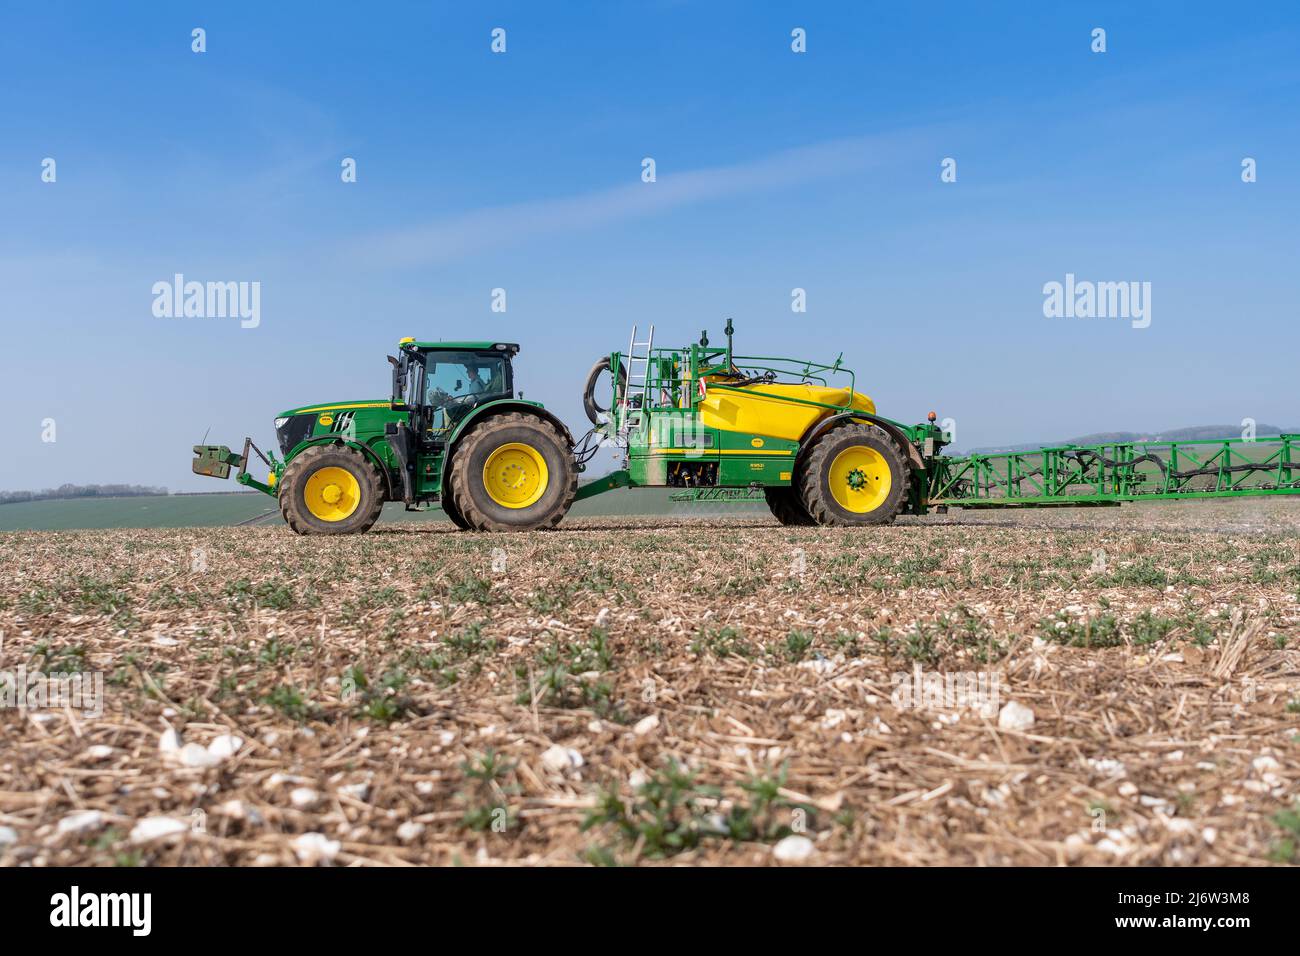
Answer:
218 800 248 819
772 834 816 863
292 832 340 865
997 701 1035 732
266 772 310 788
130 816 188 844
396 821 425 842
1063 833 1088 861
57 810 104 835
207 734 243 760
177 742 222 768
159 728 182 758
633 714 660 736
541 745 584 773
290 787 321 809
1088 757 1126 778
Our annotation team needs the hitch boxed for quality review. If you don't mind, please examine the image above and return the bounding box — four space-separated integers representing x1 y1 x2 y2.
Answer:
192 444 244 479
192 438 278 497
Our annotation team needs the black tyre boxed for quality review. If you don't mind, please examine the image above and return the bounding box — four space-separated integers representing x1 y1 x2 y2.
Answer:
440 486 472 530
582 356 627 426
279 444 385 536
449 412 578 531
798 423 908 526
764 486 816 526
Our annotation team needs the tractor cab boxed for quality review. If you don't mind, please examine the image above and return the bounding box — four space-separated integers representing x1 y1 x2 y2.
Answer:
391 339 519 444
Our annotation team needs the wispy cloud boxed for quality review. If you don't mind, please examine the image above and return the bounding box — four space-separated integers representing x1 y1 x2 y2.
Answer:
352 128 933 268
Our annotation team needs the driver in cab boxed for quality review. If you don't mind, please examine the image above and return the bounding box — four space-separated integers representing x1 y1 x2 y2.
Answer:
462 362 490 396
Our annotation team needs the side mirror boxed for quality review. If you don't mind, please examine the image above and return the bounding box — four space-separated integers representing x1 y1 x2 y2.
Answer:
388 355 405 407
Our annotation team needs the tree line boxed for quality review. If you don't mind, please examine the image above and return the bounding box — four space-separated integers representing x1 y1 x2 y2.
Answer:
0 484 169 505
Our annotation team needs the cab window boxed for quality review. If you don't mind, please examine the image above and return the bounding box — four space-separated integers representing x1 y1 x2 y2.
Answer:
423 351 508 408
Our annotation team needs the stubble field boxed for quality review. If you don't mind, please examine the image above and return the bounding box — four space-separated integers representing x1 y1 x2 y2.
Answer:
1 497 1298 866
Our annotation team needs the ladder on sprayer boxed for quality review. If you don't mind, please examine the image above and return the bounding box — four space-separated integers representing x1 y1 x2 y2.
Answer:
618 324 655 438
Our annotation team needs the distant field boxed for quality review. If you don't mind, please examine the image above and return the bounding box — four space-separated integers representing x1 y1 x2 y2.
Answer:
0 494 278 531
0 489 767 531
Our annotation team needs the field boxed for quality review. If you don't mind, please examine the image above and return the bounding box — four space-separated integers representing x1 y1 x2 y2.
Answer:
0 488 760 531
1 498 1298 866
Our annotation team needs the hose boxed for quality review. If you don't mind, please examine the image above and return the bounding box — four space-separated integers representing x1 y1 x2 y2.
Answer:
582 357 628 426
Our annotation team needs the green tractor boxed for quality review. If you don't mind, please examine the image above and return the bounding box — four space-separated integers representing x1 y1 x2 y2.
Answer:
193 338 579 533
193 325 957 533
194 326 1300 533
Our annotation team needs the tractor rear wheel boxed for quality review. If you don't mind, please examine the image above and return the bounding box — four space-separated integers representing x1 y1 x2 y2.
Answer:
440 487 472 530
764 486 816 526
798 423 908 526
279 444 385 535
449 412 577 531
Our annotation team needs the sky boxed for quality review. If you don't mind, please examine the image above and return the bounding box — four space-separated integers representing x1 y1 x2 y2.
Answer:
1 1 1297 492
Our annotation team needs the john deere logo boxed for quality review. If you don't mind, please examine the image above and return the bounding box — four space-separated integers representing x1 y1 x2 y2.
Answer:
318 414 334 426
751 437 765 448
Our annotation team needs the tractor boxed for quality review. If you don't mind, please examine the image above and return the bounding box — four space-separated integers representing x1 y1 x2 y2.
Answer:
193 325 1300 534
193 326 947 534
193 338 579 533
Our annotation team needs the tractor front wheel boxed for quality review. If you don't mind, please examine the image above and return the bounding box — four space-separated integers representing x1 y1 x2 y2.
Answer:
449 412 577 531
279 444 385 535
798 423 907 526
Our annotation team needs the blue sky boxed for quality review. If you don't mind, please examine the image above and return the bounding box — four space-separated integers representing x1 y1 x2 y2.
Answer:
1 1 1297 491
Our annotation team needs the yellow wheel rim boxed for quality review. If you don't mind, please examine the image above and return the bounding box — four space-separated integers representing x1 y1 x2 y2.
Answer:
303 466 362 522
828 446 892 514
482 442 549 509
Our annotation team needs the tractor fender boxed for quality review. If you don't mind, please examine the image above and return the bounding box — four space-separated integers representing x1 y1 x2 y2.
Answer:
440 400 575 496
288 437 399 500
798 412 925 471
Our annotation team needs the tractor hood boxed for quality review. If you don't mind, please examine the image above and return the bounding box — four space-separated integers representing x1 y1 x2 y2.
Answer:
272 400 403 458
275 399 394 418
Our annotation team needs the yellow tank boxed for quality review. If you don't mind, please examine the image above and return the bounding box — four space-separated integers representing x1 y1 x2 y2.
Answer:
699 381 875 443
